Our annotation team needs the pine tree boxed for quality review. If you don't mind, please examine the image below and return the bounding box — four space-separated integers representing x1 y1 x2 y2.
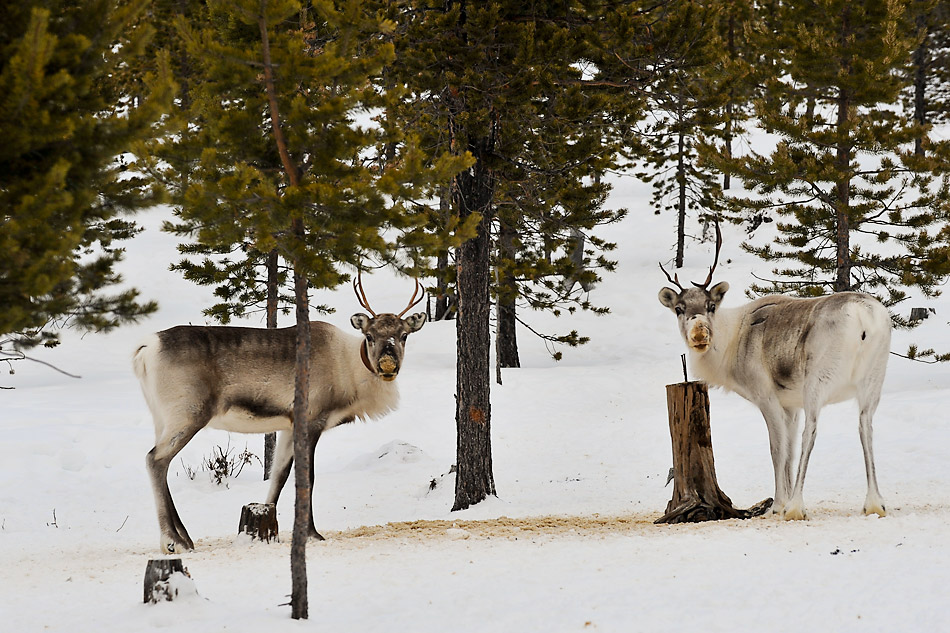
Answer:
160 0 468 617
712 0 950 317
390 1 668 510
635 1 732 268
906 0 950 155
0 0 173 362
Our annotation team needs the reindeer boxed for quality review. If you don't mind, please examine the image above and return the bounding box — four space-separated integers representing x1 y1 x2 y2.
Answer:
134 275 427 553
657 227 891 520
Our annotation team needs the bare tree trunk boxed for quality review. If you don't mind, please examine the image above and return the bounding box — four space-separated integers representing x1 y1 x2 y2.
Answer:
290 259 310 620
434 186 453 321
264 248 279 480
453 137 496 512
260 5 308 619
495 217 520 376
833 6 854 293
675 103 687 269
723 9 735 191
913 9 929 157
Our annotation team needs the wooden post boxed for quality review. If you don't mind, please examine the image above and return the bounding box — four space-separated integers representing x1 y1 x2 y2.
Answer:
238 503 278 543
656 381 771 524
144 558 193 603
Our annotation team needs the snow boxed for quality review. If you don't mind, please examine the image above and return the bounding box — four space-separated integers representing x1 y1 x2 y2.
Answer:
4 173 950 632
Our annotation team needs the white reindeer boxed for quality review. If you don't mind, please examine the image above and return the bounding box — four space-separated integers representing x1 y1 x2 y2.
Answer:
657 229 891 520
134 275 427 553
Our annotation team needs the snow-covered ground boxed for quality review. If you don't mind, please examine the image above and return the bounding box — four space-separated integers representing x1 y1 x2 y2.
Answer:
3 173 950 632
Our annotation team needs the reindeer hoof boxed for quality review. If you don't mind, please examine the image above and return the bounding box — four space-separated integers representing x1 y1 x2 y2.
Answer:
863 504 886 518
309 530 325 542
782 507 806 521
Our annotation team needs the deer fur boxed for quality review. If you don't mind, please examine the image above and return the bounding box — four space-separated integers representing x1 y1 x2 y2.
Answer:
134 277 426 553
658 235 890 520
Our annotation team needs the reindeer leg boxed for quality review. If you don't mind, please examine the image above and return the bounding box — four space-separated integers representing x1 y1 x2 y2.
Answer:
858 394 886 517
784 405 820 521
307 427 325 541
147 423 203 553
759 399 792 515
265 430 294 506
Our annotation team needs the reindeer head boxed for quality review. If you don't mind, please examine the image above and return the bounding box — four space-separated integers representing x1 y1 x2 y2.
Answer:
350 273 427 381
657 223 728 355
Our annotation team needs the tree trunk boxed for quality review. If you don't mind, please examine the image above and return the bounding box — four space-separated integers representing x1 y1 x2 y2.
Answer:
676 123 687 270
723 9 735 191
238 502 278 543
913 10 928 158
290 259 310 619
656 381 771 524
834 93 852 292
453 138 497 512
260 8 308 618
264 248 279 480
495 217 520 375
834 7 853 293
434 186 454 321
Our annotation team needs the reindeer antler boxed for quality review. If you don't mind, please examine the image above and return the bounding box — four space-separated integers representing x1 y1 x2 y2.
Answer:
397 279 425 317
693 220 723 290
353 271 377 317
659 261 685 291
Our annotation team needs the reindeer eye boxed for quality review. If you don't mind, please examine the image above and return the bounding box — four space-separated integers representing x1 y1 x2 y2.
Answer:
400 333 408 343
707 302 716 314
366 334 375 344
674 305 685 316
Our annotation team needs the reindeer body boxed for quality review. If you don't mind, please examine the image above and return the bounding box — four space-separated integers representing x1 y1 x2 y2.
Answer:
135 277 426 553
135 324 399 438
688 293 891 413
659 231 890 520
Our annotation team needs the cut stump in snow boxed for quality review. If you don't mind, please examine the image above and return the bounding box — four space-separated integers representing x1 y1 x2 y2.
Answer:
144 558 193 603
238 502 278 543
656 381 772 524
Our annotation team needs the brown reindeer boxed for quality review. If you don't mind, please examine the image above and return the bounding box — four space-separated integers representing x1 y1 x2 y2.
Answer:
134 275 426 552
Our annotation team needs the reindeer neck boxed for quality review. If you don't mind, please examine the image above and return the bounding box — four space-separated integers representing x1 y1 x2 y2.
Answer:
689 306 741 386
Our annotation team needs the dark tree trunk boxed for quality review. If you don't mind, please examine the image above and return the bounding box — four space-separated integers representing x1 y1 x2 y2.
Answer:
834 95 852 292
264 249 279 480
453 137 497 512
723 9 735 191
495 217 520 376
656 381 771 524
913 10 929 157
290 258 311 620
260 9 308 617
833 7 853 293
434 186 454 321
675 100 687 269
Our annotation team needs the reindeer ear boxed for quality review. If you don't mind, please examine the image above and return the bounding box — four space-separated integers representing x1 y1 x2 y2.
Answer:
404 312 427 333
658 288 679 309
709 281 730 304
351 313 371 332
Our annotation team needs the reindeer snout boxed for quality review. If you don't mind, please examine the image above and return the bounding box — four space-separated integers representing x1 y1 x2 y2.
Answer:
687 319 711 352
378 355 398 380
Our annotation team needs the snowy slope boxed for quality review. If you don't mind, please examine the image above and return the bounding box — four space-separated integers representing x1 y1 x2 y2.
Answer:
3 173 950 632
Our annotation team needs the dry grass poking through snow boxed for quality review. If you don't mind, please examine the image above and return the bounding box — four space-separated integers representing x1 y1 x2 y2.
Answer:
332 514 660 541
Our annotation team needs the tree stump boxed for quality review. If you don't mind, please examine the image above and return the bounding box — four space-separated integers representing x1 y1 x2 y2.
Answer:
238 502 278 542
144 558 193 603
656 381 772 524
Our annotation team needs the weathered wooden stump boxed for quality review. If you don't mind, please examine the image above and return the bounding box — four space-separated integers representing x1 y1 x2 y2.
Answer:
144 558 194 603
656 381 771 524
238 502 278 543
